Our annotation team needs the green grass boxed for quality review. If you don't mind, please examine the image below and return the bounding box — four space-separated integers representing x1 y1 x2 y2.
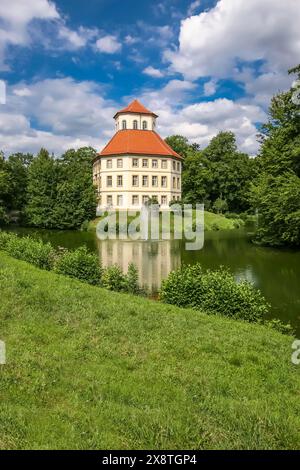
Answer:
88 210 244 232
0 252 299 450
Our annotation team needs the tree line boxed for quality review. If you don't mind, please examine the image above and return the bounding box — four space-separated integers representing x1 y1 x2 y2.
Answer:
0 147 97 229
0 65 299 245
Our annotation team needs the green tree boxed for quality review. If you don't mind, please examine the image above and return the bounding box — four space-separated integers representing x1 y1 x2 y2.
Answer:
52 147 97 229
165 135 198 158
252 65 300 246
25 148 58 228
6 153 33 214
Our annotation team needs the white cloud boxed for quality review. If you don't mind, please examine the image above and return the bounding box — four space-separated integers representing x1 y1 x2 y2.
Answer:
0 78 118 155
57 25 98 49
143 66 164 78
95 35 122 54
0 0 59 69
203 79 218 97
187 0 201 17
124 35 138 45
165 0 300 81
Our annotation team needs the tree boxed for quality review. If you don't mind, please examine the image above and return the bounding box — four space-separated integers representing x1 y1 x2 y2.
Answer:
6 153 33 214
251 65 300 246
165 135 197 159
52 147 97 229
25 148 58 228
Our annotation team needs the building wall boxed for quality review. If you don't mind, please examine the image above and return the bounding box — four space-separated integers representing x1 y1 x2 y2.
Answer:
93 154 182 210
115 113 156 131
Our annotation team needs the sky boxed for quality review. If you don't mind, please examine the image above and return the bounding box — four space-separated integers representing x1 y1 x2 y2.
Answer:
0 0 299 156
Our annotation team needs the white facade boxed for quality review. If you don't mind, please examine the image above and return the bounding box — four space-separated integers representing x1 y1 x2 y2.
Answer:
93 105 182 211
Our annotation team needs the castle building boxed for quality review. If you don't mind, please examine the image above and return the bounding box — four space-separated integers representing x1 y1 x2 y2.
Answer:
93 99 182 210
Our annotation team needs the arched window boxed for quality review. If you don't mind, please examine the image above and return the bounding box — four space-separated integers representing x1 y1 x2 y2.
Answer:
133 120 138 129
122 120 127 130
142 121 147 130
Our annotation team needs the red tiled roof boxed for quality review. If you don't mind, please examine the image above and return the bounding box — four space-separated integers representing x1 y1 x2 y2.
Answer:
99 130 182 158
114 99 158 118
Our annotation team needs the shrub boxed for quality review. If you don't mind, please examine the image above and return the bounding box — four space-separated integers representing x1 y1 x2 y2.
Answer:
102 264 127 292
0 231 55 270
54 246 102 285
160 264 270 323
125 263 140 294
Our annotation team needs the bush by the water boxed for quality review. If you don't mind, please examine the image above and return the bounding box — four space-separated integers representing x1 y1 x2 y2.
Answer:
160 264 270 323
54 246 102 286
0 231 55 270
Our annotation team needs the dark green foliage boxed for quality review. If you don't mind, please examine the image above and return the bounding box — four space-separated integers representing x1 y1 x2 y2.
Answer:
25 149 58 228
125 263 141 294
251 65 300 246
24 147 97 229
54 246 102 285
102 264 127 292
160 263 270 323
0 231 54 270
174 131 255 213
52 147 97 229
251 172 300 246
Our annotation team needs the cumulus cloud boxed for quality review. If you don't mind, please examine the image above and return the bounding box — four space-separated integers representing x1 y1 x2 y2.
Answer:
143 66 164 78
0 78 118 155
95 35 122 54
203 79 218 97
0 0 59 69
165 0 300 81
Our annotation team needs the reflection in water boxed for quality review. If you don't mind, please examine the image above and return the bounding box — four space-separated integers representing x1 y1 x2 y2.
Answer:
97 238 181 292
5 226 300 334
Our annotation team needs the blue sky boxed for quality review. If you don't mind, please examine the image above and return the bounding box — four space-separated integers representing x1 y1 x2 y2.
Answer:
0 0 299 156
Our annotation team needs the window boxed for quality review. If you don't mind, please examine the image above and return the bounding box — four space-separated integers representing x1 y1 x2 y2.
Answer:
177 177 180 189
142 121 147 130
132 158 139 167
107 176 112 187
117 195 123 206
133 120 138 129
173 177 176 189
152 176 158 187
173 161 176 171
142 195 149 205
161 195 167 206
117 175 123 187
122 120 127 130
107 195 112 205
99 176 102 188
117 159 123 168
132 175 139 187
161 160 167 169
161 176 167 188
152 159 158 168
106 159 112 169
132 195 139 206
177 162 180 171
142 175 148 187
152 195 158 202
142 159 148 168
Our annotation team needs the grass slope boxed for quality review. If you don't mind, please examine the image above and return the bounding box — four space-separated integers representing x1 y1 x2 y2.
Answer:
0 252 299 450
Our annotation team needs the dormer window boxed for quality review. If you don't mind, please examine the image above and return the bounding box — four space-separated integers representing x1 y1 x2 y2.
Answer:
122 120 127 130
133 120 138 130
142 121 147 130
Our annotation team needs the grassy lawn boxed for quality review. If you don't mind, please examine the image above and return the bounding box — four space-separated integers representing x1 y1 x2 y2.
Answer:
0 252 299 450
88 210 243 232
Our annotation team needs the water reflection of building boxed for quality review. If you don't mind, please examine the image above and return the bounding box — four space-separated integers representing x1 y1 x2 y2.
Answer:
96 239 181 291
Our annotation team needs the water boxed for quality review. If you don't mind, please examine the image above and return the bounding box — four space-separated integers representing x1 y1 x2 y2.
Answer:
5 226 300 334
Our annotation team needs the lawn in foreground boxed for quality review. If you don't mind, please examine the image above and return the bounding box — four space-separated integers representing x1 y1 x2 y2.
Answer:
0 252 299 450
